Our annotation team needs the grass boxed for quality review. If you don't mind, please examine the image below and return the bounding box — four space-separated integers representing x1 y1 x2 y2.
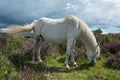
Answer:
0 53 20 80
0 34 120 80
1 49 120 80
41 56 120 80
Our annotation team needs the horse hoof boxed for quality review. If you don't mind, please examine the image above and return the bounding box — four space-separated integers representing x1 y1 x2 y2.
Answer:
39 60 43 63
64 64 70 71
74 64 78 68
66 67 71 71
89 60 96 66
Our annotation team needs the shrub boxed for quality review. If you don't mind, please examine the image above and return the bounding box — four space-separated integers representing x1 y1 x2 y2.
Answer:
20 65 48 80
58 43 66 55
41 42 51 59
0 34 9 53
105 52 120 70
101 41 120 54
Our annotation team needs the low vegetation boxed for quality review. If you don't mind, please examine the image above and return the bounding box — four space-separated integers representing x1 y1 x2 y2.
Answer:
0 29 120 80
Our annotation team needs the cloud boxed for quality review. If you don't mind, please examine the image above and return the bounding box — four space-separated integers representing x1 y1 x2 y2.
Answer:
0 0 120 33
73 0 120 29
65 3 78 10
103 0 120 3
0 23 7 28
0 0 67 23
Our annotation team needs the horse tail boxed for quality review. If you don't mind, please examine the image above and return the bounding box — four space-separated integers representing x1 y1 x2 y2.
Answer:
0 20 36 34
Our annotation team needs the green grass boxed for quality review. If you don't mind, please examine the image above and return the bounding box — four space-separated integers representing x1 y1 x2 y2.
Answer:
0 51 120 80
0 53 20 80
42 56 120 80
0 35 120 80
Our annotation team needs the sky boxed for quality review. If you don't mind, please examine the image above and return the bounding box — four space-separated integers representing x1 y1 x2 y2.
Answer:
0 0 120 34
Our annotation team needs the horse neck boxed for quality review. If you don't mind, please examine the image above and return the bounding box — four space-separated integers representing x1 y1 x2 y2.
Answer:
79 20 97 51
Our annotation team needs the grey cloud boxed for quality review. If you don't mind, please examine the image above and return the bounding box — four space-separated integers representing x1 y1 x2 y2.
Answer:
0 0 120 33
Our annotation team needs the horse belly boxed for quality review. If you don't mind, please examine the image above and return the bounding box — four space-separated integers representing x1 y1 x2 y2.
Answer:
46 36 66 44
41 27 66 44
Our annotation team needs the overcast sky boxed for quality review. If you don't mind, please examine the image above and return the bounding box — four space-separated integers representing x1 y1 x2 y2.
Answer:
0 0 120 33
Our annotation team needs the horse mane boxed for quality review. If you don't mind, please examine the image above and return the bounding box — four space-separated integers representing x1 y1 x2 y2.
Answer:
63 15 97 50
63 15 97 51
79 19 97 51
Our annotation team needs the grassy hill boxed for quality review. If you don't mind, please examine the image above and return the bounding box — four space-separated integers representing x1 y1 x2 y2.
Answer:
0 29 120 80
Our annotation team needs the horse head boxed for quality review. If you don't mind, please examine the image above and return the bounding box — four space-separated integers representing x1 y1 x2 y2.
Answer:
88 43 100 66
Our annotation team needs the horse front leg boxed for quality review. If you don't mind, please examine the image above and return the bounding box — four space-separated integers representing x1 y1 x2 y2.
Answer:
64 38 74 70
71 40 78 67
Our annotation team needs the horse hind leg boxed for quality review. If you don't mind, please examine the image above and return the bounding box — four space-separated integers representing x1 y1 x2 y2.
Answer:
32 36 43 63
32 38 39 63
37 37 44 62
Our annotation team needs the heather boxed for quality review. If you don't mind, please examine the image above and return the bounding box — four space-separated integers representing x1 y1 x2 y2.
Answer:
0 29 120 80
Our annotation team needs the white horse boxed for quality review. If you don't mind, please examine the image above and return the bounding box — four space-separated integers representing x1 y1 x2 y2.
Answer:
0 15 100 70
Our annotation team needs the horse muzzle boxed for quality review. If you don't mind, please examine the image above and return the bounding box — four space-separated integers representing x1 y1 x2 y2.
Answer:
89 60 96 66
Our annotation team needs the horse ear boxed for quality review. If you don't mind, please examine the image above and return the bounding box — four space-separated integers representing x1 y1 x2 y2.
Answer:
96 42 101 57
96 42 100 51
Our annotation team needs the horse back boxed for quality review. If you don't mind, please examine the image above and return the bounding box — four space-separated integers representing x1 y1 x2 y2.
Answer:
34 15 80 44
